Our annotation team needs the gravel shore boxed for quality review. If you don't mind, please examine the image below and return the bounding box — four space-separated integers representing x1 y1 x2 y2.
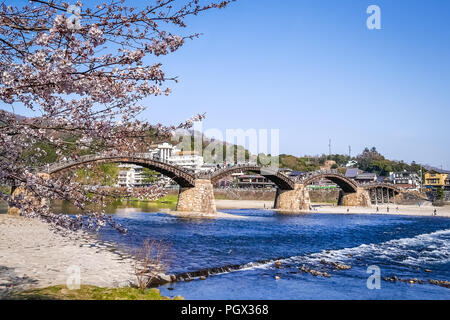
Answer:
312 203 450 217
215 199 450 217
0 214 138 298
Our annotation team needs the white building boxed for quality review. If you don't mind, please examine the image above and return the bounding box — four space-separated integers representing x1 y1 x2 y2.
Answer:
168 150 204 172
149 142 211 174
119 143 215 186
117 164 145 187
150 142 176 163
346 160 358 167
390 171 421 190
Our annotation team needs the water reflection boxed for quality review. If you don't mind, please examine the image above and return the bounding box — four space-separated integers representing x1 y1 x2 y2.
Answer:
50 199 177 215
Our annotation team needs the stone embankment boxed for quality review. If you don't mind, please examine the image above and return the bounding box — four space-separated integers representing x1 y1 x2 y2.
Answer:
213 188 340 203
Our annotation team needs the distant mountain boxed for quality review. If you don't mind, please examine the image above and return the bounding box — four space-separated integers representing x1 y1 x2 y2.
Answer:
422 164 450 173
0 109 27 121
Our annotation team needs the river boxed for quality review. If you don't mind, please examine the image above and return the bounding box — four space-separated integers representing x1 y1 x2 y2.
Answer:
76 204 450 300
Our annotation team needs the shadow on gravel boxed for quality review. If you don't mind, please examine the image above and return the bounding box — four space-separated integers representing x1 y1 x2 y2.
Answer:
0 265 41 300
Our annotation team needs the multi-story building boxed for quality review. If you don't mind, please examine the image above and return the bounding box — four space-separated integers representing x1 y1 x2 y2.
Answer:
148 142 213 174
117 164 145 187
237 175 275 189
167 150 205 173
390 171 421 190
148 142 177 162
119 142 226 187
424 169 449 188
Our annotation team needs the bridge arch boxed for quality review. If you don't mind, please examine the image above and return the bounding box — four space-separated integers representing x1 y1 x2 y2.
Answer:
210 166 296 190
44 154 196 188
362 183 404 205
302 172 359 193
361 183 403 194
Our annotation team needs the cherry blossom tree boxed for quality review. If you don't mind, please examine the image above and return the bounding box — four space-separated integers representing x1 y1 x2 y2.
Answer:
0 0 232 232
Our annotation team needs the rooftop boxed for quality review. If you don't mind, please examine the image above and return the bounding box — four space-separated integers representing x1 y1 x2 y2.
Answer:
355 172 377 179
289 171 306 177
345 168 361 178
427 168 450 174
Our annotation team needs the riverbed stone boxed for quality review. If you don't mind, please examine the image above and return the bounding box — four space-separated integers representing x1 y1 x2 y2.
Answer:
338 188 371 207
176 179 216 214
274 184 311 212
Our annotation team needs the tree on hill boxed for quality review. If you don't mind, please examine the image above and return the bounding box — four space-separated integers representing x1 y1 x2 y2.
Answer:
277 154 320 172
327 154 351 167
355 147 426 177
356 147 384 171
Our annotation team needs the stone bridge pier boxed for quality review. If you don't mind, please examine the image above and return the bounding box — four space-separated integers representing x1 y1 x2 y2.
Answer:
7 173 50 215
176 179 217 214
338 187 371 207
274 184 311 212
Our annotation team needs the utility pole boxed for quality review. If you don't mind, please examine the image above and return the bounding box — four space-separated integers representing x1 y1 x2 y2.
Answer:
328 139 331 156
420 166 423 191
348 145 351 158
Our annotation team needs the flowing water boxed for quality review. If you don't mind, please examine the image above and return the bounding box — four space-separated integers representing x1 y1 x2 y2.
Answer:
81 207 449 299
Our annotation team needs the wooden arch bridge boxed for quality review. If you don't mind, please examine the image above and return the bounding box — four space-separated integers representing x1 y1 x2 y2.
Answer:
11 153 419 215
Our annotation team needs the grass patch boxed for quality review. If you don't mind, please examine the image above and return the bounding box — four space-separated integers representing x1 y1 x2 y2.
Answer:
11 285 184 300
152 194 178 205
120 194 178 205
0 185 11 195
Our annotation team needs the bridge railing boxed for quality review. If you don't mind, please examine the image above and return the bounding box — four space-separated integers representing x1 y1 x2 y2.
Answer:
206 163 295 179
43 153 111 173
43 154 286 179
359 181 405 191
42 152 183 174
296 169 339 182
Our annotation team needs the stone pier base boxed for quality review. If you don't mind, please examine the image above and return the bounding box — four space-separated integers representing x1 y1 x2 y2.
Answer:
7 186 49 215
176 179 216 214
7 173 50 215
338 188 371 207
274 184 311 212
393 193 404 204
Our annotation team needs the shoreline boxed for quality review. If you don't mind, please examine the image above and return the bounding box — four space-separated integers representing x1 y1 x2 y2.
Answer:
0 215 141 298
215 199 274 210
214 199 450 218
312 203 450 218
161 209 248 220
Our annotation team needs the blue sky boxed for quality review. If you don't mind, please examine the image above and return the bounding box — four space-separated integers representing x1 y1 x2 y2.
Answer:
144 0 450 169
4 0 450 168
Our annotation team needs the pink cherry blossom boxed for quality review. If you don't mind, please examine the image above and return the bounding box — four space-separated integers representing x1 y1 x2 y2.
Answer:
0 0 232 233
